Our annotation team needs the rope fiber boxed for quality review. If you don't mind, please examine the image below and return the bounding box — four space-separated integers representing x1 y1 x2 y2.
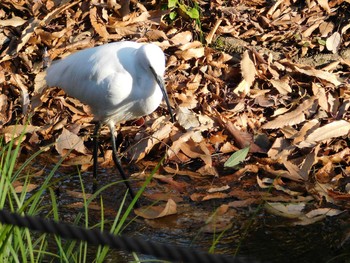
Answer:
0 209 253 263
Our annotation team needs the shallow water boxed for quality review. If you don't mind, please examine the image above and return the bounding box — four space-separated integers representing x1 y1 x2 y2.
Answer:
21 159 350 263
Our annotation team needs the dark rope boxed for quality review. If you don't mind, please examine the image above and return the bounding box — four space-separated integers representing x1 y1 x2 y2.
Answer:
0 210 254 263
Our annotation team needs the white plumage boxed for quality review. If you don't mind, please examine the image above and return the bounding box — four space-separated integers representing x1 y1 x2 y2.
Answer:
45 41 174 202
46 41 170 126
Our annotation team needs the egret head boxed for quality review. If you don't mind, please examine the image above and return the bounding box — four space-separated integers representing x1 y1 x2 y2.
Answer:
138 44 175 123
139 44 166 76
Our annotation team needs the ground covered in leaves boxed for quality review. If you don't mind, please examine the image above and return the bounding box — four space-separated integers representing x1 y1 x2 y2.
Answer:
1 0 350 259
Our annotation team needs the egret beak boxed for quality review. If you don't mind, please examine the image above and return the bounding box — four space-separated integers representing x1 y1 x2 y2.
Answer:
151 68 175 123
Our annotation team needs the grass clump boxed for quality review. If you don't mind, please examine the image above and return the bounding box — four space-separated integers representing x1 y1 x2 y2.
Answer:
0 128 147 262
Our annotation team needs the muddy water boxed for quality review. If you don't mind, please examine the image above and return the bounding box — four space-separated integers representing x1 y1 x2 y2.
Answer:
26 161 350 263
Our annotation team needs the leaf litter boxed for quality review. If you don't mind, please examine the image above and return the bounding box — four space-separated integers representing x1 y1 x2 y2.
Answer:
0 0 350 228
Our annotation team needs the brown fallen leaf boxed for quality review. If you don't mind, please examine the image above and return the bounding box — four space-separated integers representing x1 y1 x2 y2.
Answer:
270 77 292 95
175 46 205 61
2 124 41 143
170 31 193 45
228 198 258 208
316 0 331 14
14 183 38 193
328 190 350 202
0 16 27 27
208 185 230 193
163 166 203 179
201 204 234 233
234 50 256 95
292 63 341 86
326 32 341 54
224 120 265 153
90 7 109 40
65 190 93 199
153 174 188 193
262 97 317 129
190 192 228 202
297 120 350 148
134 199 177 219
131 120 173 162
56 128 87 156
177 106 200 129
265 202 305 218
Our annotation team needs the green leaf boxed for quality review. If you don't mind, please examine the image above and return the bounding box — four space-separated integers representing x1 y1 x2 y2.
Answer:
317 38 326 46
186 6 199 19
224 146 250 168
169 11 177 20
168 0 178 8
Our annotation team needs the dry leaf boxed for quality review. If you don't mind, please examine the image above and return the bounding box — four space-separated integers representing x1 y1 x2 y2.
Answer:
175 46 205 60
265 202 305 218
234 50 256 95
298 120 350 148
262 97 317 129
177 106 200 129
0 16 27 27
270 77 292 95
90 7 109 40
170 31 192 45
326 32 341 54
208 185 230 193
56 128 87 156
134 199 177 219
132 121 173 161
14 183 38 193
294 65 341 86
16 18 40 53
316 0 331 13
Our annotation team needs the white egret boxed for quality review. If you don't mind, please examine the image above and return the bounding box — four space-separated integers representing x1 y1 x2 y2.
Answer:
45 41 174 202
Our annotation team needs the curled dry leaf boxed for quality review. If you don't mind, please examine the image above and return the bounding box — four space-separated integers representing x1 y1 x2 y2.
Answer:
34 71 47 95
293 64 341 86
265 202 306 218
297 120 350 148
234 50 256 95
224 121 264 153
262 97 317 129
16 18 40 53
90 7 109 40
305 208 342 218
12 74 30 114
134 199 177 219
292 119 320 145
281 151 315 182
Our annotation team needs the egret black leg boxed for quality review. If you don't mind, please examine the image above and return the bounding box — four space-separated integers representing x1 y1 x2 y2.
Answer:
109 125 137 204
92 122 101 191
